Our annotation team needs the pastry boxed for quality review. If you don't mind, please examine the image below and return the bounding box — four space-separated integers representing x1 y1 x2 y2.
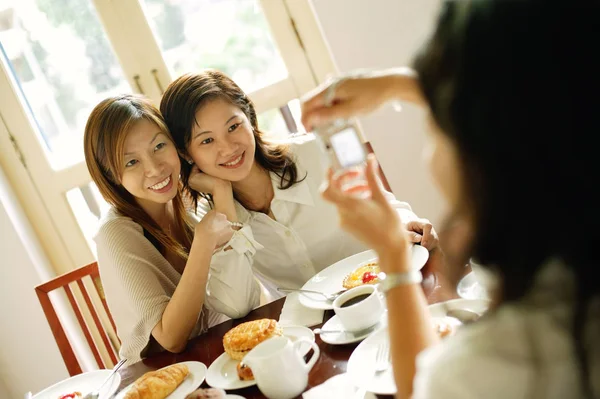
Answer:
124 363 189 399
222 318 283 361
184 388 226 399
236 361 254 381
432 318 459 338
342 261 381 289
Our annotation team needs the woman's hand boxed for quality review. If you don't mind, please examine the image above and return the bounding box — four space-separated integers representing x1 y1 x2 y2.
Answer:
405 218 439 252
188 165 232 196
321 155 411 272
300 68 421 130
194 210 234 249
188 165 238 222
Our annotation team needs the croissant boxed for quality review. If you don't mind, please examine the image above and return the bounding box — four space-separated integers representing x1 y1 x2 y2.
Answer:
124 363 189 399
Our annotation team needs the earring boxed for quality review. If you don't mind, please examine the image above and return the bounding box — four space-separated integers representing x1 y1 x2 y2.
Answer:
187 159 194 165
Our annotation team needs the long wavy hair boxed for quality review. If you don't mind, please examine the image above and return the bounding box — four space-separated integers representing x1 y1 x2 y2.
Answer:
414 0 599 396
159 69 303 210
84 94 194 260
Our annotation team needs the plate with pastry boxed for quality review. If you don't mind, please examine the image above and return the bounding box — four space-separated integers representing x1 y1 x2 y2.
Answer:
299 246 429 310
206 319 314 390
115 361 207 399
32 369 121 399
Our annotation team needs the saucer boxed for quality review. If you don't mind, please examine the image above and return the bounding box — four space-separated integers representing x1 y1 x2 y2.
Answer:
319 310 388 345
457 271 490 300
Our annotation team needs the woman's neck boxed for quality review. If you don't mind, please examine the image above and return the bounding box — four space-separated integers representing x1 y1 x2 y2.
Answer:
232 163 274 213
141 201 173 231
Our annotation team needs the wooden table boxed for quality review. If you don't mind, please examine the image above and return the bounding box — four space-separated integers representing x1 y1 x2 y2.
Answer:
117 256 466 399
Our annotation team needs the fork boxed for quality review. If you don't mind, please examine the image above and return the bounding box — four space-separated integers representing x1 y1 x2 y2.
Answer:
277 287 347 301
82 358 127 399
374 341 390 372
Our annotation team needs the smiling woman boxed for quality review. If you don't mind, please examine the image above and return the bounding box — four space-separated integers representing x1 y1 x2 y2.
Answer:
160 70 437 304
83 94 262 363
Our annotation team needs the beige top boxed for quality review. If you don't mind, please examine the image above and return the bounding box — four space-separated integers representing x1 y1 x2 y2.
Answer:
94 207 262 363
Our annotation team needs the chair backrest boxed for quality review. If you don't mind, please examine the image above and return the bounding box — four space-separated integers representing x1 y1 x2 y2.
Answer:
35 262 120 376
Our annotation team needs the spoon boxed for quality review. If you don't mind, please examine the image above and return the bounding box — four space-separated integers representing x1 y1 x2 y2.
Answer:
277 287 347 301
446 308 481 324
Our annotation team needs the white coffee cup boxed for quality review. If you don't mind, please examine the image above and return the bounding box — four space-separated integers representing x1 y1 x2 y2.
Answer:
242 336 319 399
332 285 384 332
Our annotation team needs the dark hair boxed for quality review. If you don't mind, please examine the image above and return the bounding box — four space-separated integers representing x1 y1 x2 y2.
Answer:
159 69 303 210
414 0 599 395
84 94 194 259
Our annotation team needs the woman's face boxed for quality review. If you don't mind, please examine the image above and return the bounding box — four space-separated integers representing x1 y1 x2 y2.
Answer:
120 119 181 210
423 114 463 210
187 98 256 182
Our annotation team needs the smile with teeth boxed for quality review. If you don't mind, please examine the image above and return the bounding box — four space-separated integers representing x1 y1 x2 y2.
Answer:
221 153 243 167
149 176 171 190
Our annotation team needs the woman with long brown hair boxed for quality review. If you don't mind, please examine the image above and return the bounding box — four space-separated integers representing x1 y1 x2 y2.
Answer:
304 1 600 398
84 94 260 363
160 69 438 302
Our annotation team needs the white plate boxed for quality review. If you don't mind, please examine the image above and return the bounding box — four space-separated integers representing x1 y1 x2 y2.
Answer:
32 369 121 399
299 246 429 310
115 361 207 399
347 326 395 395
320 309 388 345
457 271 490 300
347 298 491 395
428 297 490 318
206 326 316 390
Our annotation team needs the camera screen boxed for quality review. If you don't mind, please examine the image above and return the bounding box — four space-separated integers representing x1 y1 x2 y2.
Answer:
330 127 366 168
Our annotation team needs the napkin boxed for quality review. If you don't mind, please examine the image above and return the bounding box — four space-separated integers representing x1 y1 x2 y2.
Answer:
302 373 377 399
278 292 324 327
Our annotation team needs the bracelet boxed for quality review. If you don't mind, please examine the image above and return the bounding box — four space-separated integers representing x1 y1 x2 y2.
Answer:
378 270 423 294
229 221 244 229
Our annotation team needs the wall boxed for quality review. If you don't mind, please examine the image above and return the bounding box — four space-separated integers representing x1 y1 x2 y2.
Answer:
0 166 68 398
310 0 447 225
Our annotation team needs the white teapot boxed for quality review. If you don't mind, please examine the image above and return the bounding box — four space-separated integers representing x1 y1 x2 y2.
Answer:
242 336 320 399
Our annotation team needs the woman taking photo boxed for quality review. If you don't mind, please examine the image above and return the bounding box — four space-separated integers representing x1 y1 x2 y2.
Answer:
304 0 600 398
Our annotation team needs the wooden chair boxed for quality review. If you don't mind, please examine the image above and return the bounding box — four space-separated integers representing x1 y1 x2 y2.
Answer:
35 262 120 376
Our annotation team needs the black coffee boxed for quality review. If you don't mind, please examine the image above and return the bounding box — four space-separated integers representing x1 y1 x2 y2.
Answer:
340 293 371 308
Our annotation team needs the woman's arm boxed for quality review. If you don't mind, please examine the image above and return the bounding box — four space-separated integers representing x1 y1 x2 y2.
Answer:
321 157 438 398
300 67 425 130
151 224 218 352
203 224 262 318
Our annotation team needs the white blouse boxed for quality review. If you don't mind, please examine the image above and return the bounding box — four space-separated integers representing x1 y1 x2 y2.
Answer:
204 133 417 302
412 262 600 399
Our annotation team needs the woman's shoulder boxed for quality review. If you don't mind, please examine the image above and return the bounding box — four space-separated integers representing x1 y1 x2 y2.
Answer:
95 207 144 241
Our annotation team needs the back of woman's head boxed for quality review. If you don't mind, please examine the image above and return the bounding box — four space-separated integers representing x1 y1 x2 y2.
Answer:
415 1 599 394
84 94 192 258
415 0 599 300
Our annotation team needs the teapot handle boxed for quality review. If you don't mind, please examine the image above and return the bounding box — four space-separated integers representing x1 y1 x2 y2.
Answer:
292 338 320 372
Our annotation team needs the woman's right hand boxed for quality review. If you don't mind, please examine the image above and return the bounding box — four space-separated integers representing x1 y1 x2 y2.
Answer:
194 210 234 249
188 164 232 196
300 67 421 130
